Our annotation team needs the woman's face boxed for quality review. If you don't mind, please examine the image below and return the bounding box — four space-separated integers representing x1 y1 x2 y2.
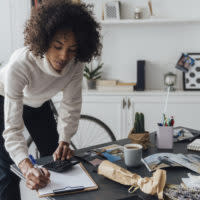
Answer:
46 30 77 72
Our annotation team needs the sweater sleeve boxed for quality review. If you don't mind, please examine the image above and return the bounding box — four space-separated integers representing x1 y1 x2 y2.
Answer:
3 62 29 166
57 63 84 143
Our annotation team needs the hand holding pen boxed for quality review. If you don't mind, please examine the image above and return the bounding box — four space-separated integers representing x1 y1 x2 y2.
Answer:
18 155 50 190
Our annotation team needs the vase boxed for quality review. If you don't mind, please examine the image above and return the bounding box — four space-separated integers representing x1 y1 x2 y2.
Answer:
87 79 96 89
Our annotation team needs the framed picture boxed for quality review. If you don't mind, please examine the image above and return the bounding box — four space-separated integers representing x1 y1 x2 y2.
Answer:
182 53 200 91
104 1 121 20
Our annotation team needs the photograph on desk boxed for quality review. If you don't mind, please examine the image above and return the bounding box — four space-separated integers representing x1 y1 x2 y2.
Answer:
142 153 200 174
173 127 200 142
91 144 124 162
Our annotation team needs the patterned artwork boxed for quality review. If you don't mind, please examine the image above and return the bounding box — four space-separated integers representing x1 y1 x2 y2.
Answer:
183 53 200 91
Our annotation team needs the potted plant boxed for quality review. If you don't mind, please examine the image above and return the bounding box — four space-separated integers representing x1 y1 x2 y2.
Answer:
84 61 103 89
128 112 150 150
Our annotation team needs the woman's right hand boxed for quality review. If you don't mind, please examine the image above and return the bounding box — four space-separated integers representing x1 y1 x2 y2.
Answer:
18 158 50 190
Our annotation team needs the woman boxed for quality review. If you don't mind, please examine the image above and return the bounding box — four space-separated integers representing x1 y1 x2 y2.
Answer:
0 0 101 199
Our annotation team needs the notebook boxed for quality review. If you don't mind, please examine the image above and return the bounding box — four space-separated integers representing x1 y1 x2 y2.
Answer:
187 139 200 151
11 162 98 198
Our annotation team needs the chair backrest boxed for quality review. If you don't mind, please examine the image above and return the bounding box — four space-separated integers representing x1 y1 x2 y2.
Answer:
71 114 116 149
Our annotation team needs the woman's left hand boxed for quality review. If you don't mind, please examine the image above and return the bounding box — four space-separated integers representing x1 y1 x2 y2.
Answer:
53 141 74 161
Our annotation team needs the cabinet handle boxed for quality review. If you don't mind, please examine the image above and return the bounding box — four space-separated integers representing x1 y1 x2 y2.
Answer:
123 98 126 109
128 98 131 109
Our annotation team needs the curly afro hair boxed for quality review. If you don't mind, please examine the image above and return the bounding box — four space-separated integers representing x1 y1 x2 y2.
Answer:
24 0 102 62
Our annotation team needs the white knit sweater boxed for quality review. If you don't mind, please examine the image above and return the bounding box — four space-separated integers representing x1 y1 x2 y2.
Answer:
0 47 84 166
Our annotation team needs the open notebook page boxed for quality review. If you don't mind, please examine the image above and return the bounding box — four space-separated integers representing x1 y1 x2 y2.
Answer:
38 163 96 196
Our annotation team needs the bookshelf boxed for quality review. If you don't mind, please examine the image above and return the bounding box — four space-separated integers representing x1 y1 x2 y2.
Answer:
100 17 200 25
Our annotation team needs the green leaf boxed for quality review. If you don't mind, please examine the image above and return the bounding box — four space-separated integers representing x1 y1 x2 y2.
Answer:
90 65 102 76
93 75 101 80
83 73 90 79
93 71 101 77
83 62 103 80
84 66 90 73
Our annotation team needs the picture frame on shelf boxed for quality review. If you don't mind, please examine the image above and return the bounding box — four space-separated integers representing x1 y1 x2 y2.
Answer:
182 53 200 91
104 1 121 20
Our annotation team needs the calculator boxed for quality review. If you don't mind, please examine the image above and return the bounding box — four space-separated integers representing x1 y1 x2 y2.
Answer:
43 159 79 172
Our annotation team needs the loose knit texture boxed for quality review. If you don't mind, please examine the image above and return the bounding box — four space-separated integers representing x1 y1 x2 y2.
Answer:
0 47 84 166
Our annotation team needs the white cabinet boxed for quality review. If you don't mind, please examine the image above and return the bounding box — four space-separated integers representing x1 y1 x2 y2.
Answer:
82 90 200 138
129 92 200 132
52 92 131 142
81 95 127 139
128 95 165 132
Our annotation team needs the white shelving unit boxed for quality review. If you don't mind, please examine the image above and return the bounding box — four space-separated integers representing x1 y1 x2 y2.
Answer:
100 18 200 25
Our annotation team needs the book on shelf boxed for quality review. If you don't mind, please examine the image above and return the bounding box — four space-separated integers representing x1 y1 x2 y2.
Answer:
96 79 118 86
187 139 200 151
96 80 136 86
117 82 136 86
142 153 200 174
96 85 134 92
95 79 136 91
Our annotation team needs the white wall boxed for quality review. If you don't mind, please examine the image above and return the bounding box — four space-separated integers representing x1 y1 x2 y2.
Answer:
0 1 12 63
0 0 30 65
84 0 200 90
101 23 200 90
1 0 200 90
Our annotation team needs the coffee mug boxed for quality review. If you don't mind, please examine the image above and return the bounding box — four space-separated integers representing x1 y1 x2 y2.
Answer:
124 144 143 167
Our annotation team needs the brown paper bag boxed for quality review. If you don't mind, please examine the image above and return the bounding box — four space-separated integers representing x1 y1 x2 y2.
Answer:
98 160 166 199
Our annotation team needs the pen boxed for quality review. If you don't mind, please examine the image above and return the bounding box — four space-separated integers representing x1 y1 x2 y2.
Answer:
29 154 44 175
53 186 84 194
167 118 170 126
162 114 165 126
170 116 174 126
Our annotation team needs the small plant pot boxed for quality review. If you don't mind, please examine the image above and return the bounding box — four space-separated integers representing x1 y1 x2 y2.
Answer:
128 129 150 150
87 79 96 89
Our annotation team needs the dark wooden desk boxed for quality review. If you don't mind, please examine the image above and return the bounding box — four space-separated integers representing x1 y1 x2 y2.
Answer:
34 127 200 200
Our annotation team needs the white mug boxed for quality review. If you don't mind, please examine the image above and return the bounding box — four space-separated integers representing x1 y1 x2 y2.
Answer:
124 144 143 167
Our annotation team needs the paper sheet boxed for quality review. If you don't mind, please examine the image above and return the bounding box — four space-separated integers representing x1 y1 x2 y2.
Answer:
38 164 96 196
182 173 200 189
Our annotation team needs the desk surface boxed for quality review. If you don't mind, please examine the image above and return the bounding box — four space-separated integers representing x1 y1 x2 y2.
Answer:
33 127 200 200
